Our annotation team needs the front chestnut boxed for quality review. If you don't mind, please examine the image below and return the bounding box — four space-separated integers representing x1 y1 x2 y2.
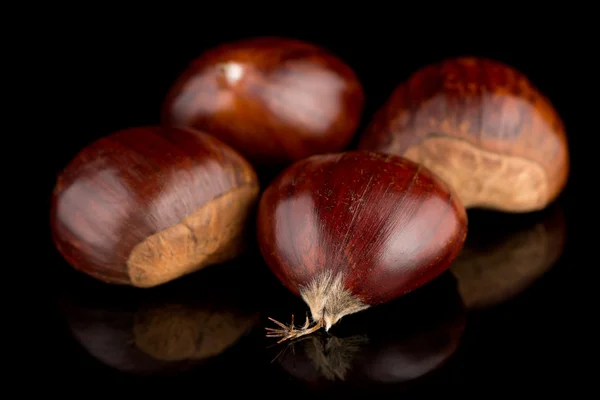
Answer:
50 126 260 288
257 151 468 340
161 37 365 166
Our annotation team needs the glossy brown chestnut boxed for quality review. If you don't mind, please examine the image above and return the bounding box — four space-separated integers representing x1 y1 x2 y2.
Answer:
50 126 260 287
358 57 569 213
257 151 468 339
161 37 365 166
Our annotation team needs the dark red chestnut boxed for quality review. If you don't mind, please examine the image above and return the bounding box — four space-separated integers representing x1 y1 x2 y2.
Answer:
257 151 468 339
161 37 365 166
358 57 570 213
50 126 260 287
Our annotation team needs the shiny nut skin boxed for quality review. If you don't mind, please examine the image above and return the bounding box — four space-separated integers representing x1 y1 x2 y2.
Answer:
50 126 259 287
358 57 569 212
161 37 365 166
256 150 468 306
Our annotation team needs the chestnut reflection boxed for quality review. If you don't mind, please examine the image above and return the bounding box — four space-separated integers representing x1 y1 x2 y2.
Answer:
58 259 260 375
451 204 566 310
268 272 465 391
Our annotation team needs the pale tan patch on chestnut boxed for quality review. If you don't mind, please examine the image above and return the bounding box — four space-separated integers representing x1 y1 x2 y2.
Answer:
132 304 258 361
403 137 548 212
127 184 259 287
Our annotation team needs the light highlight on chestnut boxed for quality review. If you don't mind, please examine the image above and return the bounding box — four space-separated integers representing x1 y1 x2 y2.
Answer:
50 126 260 287
161 37 365 166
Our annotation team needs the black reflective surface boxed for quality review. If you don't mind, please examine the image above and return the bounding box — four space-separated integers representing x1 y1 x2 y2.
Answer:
37 23 590 396
39 201 580 395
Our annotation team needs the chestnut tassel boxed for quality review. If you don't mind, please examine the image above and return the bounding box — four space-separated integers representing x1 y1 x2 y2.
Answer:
256 151 468 341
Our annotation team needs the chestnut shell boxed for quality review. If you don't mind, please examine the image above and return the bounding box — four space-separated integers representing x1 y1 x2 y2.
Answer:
358 57 569 212
256 151 468 308
161 37 365 166
50 126 259 287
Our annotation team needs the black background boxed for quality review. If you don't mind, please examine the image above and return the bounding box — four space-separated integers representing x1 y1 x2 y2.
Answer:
33 17 592 397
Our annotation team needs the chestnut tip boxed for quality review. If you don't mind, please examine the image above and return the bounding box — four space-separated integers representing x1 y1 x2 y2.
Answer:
324 319 333 332
215 61 246 86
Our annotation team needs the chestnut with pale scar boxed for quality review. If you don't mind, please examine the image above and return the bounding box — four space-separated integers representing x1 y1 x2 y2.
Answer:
51 125 260 287
358 56 569 213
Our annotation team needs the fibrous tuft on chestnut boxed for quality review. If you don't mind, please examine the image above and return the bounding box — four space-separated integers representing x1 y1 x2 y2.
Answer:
161 36 365 167
50 126 260 287
257 150 468 341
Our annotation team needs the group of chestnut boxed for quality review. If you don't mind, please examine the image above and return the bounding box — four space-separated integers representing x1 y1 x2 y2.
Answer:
50 37 569 341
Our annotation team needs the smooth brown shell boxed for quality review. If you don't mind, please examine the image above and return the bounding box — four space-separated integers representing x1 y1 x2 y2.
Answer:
161 37 365 166
256 151 468 307
50 126 260 287
358 57 569 213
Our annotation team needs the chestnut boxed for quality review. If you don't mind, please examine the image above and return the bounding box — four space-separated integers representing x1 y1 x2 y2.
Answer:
50 126 260 287
58 258 260 375
358 57 570 213
161 37 365 166
257 151 468 339
450 204 566 309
